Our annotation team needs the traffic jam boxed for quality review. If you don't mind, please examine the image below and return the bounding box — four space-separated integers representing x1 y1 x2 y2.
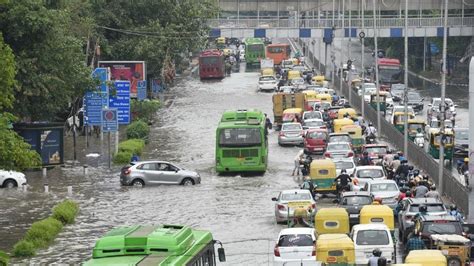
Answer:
202 37 474 265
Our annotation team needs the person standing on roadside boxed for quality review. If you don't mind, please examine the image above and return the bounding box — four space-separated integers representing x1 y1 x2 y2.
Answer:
292 149 305 176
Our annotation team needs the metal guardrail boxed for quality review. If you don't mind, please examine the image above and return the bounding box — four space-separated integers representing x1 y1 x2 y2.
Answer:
209 17 474 29
298 39 470 214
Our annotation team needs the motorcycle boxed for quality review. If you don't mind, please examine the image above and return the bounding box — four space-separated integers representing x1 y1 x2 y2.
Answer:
464 171 470 186
365 134 376 144
299 155 313 176
414 133 425 148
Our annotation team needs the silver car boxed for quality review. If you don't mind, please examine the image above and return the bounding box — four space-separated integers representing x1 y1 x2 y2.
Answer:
272 189 316 223
278 123 304 146
363 180 400 209
324 142 354 159
120 161 201 186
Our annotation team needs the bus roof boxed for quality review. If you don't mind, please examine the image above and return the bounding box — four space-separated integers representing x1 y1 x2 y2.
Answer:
267 43 289 47
377 58 400 66
244 38 264 45
200 49 223 57
220 109 264 124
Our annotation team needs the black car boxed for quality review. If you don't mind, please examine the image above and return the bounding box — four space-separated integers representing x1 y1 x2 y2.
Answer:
410 215 463 248
338 191 373 225
405 92 424 112
454 128 469 158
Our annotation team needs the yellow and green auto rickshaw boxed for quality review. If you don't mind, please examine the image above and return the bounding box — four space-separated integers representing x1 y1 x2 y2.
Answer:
310 159 337 194
314 208 350 235
392 111 415 132
428 128 454 161
407 119 426 141
369 91 388 115
404 250 447 266
333 118 354 133
312 75 326 86
316 234 355 265
340 125 364 153
316 93 332 103
337 108 357 119
359 205 395 235
282 108 303 124
302 90 318 101
260 68 274 77
216 37 226 48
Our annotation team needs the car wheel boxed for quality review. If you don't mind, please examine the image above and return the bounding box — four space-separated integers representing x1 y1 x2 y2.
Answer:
131 179 145 187
3 179 17 189
181 178 194 186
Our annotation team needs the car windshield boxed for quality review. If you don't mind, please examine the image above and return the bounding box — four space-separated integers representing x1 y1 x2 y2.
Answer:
328 143 350 151
329 136 351 143
281 192 312 201
343 196 372 205
282 124 302 131
365 147 387 154
219 128 262 147
307 131 327 139
455 130 469 140
408 93 422 101
304 121 324 128
409 204 445 212
357 169 384 179
422 222 462 235
356 230 390 245
335 161 354 170
363 83 376 89
303 112 322 120
278 234 314 247
371 183 398 192
408 124 424 132
260 76 275 82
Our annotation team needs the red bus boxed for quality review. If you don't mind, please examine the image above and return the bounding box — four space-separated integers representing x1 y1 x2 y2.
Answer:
199 49 225 79
377 58 402 90
266 44 291 65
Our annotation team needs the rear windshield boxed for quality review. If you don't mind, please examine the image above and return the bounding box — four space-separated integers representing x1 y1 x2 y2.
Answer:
365 147 387 154
422 222 463 235
303 112 322 120
329 136 351 143
335 161 354 170
282 124 302 131
370 183 398 192
356 230 390 245
260 76 275 81
281 193 312 201
409 204 445 213
307 132 327 139
342 196 372 205
304 121 324 128
328 143 350 150
278 234 314 247
357 169 384 179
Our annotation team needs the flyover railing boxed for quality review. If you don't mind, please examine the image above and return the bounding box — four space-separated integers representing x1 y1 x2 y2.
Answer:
298 39 470 214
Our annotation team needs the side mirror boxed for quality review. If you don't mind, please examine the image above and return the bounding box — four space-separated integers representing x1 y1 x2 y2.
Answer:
455 104 459 107
218 247 226 262
428 104 432 107
271 197 278 201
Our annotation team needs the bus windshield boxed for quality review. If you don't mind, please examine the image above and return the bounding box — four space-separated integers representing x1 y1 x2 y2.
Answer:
247 44 264 52
201 56 219 65
267 46 284 53
379 66 401 83
219 128 262 147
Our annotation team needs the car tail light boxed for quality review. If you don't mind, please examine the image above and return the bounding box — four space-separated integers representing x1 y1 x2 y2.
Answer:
405 215 413 220
279 131 284 136
300 131 304 136
123 168 131 175
324 152 331 158
311 246 316 256
311 203 316 209
277 204 286 211
347 152 354 157
274 244 280 257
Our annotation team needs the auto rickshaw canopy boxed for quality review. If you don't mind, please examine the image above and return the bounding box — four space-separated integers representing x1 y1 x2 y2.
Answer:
333 118 355 133
309 159 337 179
302 90 318 100
359 205 394 230
315 233 355 264
429 128 454 147
316 93 332 103
316 233 354 250
340 125 363 138
404 250 447 266
314 208 350 235
337 108 357 119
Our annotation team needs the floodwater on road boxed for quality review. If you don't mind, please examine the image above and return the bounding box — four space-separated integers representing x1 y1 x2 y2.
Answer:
2 64 331 264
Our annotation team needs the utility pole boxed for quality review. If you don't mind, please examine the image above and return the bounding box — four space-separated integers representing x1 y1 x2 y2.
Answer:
348 0 352 104
438 0 449 195
361 0 365 117
469 56 474 222
372 0 381 137
339 0 345 94
403 0 409 157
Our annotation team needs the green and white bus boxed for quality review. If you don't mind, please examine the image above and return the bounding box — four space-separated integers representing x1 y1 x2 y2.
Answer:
243 38 266 65
83 224 226 265
215 109 268 174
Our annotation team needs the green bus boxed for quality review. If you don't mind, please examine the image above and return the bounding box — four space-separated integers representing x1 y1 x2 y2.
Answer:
215 109 268 173
244 38 266 65
83 224 226 265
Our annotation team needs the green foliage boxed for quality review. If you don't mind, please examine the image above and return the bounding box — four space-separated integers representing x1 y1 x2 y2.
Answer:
0 34 15 111
0 250 9 266
24 217 63 248
126 120 150 140
0 115 41 171
113 151 133 164
52 200 79 225
131 100 160 123
119 139 145 155
12 240 35 257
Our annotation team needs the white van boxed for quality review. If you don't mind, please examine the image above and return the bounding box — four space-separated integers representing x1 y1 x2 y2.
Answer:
351 223 394 264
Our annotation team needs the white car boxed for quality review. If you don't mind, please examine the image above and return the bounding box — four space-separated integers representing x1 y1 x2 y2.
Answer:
302 119 326 130
351 224 394 264
324 142 354 159
258 76 277 92
302 111 323 122
0 169 27 188
335 158 356 176
272 189 316 223
429 97 457 116
352 166 386 188
273 228 317 265
363 179 400 209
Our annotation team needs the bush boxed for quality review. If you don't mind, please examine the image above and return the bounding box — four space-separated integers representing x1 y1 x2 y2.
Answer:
113 151 132 164
131 99 160 123
0 250 9 266
52 200 79 225
126 120 150 140
12 240 35 257
25 217 63 248
118 139 145 155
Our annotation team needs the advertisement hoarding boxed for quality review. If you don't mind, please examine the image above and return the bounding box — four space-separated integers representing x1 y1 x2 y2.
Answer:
98 61 146 98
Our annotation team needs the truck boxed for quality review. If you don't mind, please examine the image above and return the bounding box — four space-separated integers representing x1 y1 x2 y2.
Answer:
260 58 274 69
272 93 305 130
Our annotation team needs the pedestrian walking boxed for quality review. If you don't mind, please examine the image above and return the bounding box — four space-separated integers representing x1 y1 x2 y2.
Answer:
292 149 304 176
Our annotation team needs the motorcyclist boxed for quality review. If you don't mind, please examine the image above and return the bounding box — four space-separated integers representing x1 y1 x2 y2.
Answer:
449 205 463 222
334 169 352 195
395 160 410 183
368 248 383 266
365 122 377 143
414 128 425 147
359 151 373 166
460 157 469 174
301 176 316 199
322 107 330 122
391 155 401 173
397 151 406 162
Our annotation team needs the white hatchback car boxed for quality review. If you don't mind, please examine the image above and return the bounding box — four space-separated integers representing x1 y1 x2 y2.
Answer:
273 227 317 266
0 169 27 188
351 223 394 264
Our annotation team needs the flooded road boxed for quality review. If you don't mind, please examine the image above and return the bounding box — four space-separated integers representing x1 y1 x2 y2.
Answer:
2 64 334 264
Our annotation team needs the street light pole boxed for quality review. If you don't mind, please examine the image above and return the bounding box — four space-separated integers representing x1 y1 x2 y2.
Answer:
348 0 352 104
372 0 381 138
361 0 365 117
403 0 409 157
339 0 345 94
438 0 449 196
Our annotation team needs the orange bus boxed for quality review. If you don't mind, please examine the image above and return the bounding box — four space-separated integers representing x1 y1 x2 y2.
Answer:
266 43 291 65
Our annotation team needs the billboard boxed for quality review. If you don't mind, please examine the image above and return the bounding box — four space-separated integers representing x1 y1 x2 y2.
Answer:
98 61 146 98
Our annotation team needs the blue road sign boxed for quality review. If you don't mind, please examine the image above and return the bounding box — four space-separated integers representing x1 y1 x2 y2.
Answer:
109 81 131 125
137 80 147 100
101 108 118 132
84 92 105 126
92 68 108 94
151 79 163 96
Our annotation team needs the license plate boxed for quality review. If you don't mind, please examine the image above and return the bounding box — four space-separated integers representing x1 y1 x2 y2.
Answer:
350 214 359 218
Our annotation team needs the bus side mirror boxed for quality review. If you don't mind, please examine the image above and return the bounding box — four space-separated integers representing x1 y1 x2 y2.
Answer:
272 197 277 201
218 247 226 262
